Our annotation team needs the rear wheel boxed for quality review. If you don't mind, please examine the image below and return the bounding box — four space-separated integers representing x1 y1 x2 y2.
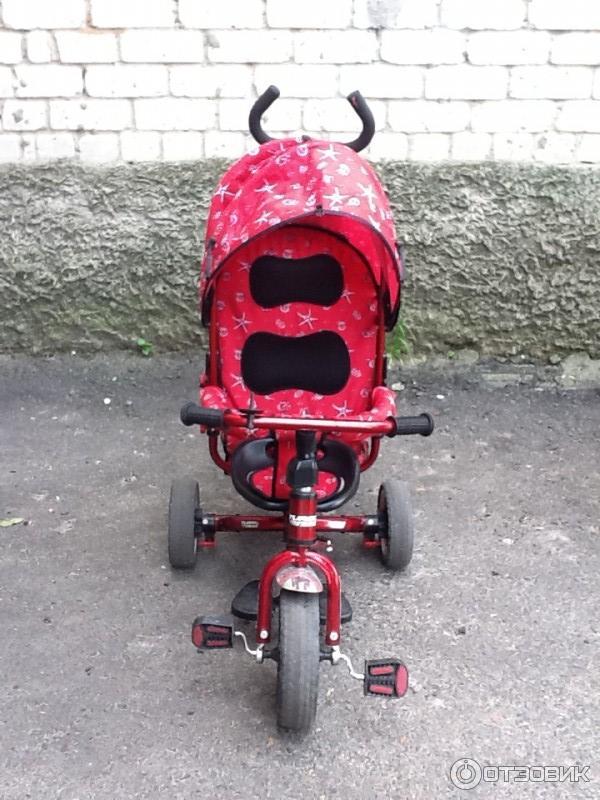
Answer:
378 479 414 571
276 590 320 734
168 478 199 570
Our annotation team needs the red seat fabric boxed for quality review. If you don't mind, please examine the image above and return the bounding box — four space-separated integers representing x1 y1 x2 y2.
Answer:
206 225 384 417
199 223 397 501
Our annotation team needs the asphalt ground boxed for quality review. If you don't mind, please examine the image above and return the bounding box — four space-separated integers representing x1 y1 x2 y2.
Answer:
1 354 599 799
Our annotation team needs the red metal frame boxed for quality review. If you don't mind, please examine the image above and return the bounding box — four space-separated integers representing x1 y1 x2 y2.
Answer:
213 514 376 533
204 496 379 646
360 437 381 472
199 302 390 650
253 490 345 647
208 433 229 473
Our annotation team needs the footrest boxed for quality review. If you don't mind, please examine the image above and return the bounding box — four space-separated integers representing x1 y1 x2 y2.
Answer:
231 580 261 620
363 659 409 698
191 614 234 650
231 580 352 623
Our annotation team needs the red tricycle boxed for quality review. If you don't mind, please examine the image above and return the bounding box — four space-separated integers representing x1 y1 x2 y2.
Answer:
169 86 434 734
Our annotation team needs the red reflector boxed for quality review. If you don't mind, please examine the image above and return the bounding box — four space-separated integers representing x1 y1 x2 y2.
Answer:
369 665 394 677
362 540 379 549
368 684 394 696
206 625 230 634
191 624 204 648
206 639 230 647
395 664 409 697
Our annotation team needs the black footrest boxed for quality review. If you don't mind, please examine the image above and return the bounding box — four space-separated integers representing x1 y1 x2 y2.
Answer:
363 659 408 698
231 580 261 620
231 580 353 623
191 614 234 650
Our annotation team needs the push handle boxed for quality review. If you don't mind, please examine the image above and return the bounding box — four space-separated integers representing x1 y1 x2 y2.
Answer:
180 402 224 428
343 91 376 152
248 86 376 152
387 413 434 438
248 85 280 144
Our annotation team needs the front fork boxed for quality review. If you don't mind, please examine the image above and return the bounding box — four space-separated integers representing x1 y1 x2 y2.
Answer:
256 431 343 647
255 509 342 646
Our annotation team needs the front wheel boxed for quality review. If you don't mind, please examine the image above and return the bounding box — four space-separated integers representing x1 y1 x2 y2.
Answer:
276 590 320 734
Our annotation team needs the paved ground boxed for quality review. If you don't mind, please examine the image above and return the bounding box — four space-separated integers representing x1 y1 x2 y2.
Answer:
1 354 599 800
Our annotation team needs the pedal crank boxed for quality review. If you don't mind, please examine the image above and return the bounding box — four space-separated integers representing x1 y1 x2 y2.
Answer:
234 630 266 663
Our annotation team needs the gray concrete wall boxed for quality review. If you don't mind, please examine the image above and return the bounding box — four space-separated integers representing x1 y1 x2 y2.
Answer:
1 161 599 358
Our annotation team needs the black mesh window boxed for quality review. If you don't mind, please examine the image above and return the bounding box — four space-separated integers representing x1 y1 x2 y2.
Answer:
249 254 343 308
241 331 350 395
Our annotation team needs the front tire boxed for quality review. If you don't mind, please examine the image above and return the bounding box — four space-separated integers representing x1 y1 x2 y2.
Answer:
168 478 199 570
378 479 414 571
276 590 320 734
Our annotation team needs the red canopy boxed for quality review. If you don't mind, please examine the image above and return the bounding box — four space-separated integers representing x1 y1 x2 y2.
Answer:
201 137 402 320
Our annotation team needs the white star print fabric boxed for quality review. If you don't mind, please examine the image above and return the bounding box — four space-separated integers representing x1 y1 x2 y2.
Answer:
198 137 402 503
201 137 402 318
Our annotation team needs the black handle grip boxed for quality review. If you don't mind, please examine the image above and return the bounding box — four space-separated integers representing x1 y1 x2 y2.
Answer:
248 85 280 145
388 413 434 438
180 402 224 428
343 91 375 153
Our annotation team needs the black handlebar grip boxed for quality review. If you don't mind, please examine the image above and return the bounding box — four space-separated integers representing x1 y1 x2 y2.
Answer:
344 91 376 153
248 85 280 144
388 413 434 437
180 402 224 428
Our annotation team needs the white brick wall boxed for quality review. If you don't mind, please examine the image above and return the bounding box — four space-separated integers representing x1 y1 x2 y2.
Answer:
3 0 86 30
90 0 175 29
551 34 600 65
440 0 527 31
381 30 464 64
0 31 22 63
86 66 169 98
26 31 56 64
0 0 599 163
56 32 118 63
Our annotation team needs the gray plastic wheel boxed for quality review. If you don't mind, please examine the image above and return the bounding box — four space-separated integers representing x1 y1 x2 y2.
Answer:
168 478 199 570
378 479 414 571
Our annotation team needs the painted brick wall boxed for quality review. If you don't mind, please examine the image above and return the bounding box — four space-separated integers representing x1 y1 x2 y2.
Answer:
1 0 600 163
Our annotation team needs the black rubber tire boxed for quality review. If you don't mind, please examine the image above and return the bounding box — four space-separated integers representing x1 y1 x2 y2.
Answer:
276 590 320 735
168 478 199 570
378 479 414 571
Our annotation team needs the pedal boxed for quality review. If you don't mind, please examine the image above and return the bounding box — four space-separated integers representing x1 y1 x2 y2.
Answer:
191 614 234 650
363 659 409 698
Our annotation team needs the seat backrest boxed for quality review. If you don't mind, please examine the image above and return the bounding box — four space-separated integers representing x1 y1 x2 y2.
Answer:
213 224 380 418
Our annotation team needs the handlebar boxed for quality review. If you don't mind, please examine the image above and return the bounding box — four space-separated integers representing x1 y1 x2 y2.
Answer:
180 402 434 437
387 413 434 437
180 402 224 429
248 85 376 153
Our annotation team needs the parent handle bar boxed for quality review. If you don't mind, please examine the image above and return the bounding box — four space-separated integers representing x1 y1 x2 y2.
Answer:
248 85 375 153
